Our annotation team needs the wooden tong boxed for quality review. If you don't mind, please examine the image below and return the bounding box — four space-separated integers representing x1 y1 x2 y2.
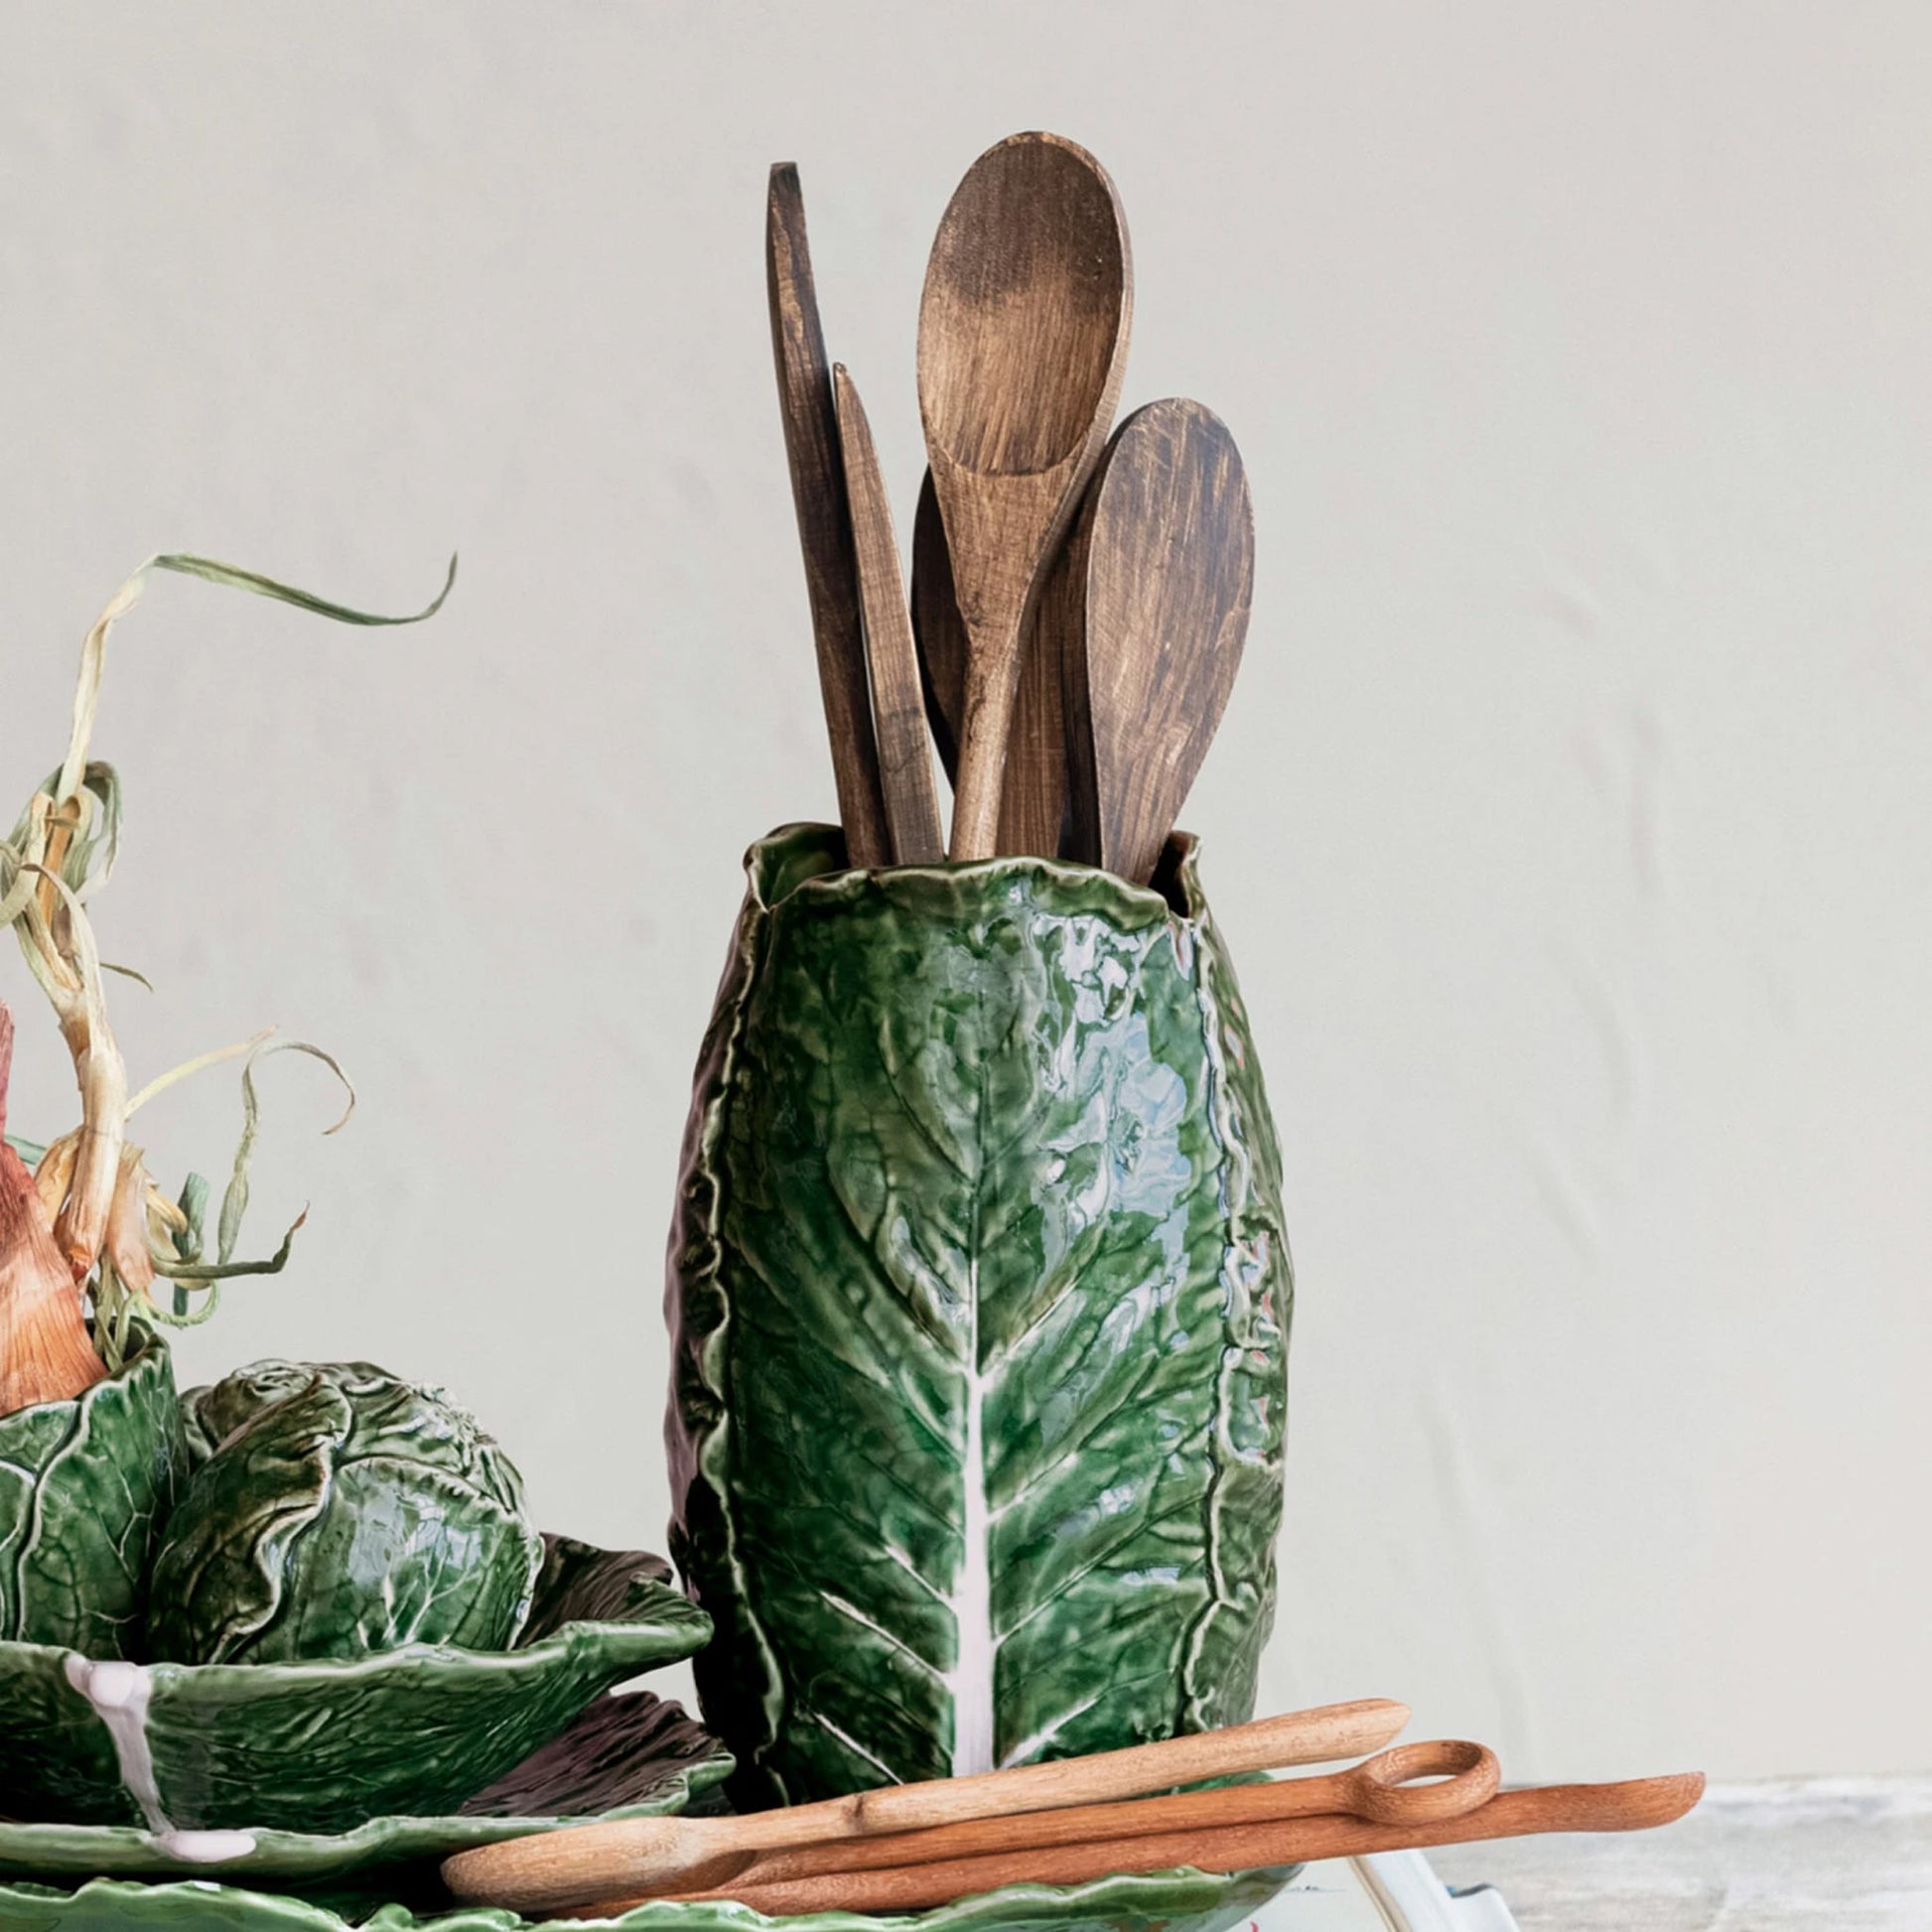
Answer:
441 1699 1409 1912
621 1770 1706 1919
609 1738 1498 1908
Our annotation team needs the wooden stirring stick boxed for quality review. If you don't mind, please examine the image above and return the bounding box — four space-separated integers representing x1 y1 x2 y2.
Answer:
918 131 1132 861
832 366 944 864
441 1698 1409 1912
605 1774 1705 1921
625 1740 1498 1899
766 163 892 870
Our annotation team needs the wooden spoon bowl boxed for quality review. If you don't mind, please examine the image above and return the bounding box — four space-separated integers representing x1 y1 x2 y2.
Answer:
918 131 1132 859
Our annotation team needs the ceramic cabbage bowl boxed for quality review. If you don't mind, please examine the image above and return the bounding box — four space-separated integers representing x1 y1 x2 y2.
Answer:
0 1535 711 1842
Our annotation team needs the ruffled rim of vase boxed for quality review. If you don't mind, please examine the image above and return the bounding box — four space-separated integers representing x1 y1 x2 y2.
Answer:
743 821 1207 924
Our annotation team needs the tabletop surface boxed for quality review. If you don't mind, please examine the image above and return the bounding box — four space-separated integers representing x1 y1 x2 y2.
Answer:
1429 1776 1932 1931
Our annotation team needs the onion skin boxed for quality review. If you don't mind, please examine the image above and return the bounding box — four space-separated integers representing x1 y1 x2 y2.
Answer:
0 1004 104 1417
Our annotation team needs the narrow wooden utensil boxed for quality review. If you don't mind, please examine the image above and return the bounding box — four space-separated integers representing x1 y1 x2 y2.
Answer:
766 162 892 870
628 1740 1499 1899
909 470 965 782
1060 397 1255 887
917 130 1132 860
623 1773 1706 1920
997 521 1074 860
832 366 944 864
911 468 1069 857
441 1698 1409 1912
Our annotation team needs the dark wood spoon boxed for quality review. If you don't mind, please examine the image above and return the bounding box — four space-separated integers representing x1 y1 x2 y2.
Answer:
1061 398 1255 887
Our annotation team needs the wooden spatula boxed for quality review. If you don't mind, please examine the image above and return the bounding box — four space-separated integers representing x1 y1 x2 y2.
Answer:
766 163 891 869
1061 397 1254 886
832 367 944 864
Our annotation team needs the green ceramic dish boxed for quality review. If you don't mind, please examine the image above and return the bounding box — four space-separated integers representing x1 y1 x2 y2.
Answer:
0 1861 1294 1931
0 1326 185 1659
0 1538 710 1838
0 1684 731 1883
667 825 1293 1806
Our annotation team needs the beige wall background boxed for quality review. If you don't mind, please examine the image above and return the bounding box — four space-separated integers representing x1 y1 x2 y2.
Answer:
2 3 1925 1782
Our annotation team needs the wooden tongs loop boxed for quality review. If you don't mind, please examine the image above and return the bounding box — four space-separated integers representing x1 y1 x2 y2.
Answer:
441 1699 1410 1913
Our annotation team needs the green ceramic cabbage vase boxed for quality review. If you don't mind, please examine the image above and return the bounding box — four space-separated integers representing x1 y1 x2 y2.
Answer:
667 824 1293 1808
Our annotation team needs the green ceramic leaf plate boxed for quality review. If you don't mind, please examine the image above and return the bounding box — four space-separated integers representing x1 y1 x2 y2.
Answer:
0 1859 1294 1932
0 1539 714 1846
0 1685 732 1884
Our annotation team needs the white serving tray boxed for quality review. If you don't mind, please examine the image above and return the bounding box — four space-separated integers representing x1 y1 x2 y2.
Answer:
1257 1853 1520 1930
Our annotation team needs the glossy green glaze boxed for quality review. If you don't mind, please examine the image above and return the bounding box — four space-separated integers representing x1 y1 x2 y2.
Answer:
0 1861 1293 1932
0 1537 712 1835
0 1687 731 1882
0 1327 185 1660
150 1362 543 1665
667 825 1292 1807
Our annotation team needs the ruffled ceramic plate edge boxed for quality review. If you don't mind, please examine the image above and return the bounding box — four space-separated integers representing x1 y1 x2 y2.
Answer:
137 1539 713 1706
0 1862 1296 1932
0 1690 734 1881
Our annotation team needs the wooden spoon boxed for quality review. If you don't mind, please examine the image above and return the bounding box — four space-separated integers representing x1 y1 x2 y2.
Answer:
766 163 891 870
832 367 944 864
441 1698 1409 1912
911 469 1068 859
636 1773 1706 1919
1061 397 1254 886
917 131 1132 860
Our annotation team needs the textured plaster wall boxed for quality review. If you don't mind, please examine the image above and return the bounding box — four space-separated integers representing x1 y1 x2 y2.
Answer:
1 3 1926 1782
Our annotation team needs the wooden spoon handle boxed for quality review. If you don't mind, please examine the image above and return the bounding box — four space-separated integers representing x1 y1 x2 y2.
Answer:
630 1775 1705 1920
669 1741 1497 1891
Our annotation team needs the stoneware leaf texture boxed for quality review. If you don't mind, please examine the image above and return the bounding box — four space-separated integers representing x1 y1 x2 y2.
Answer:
0 1324 185 1659
0 1685 733 1884
149 1361 543 1664
0 1860 1292 1932
666 824 1292 1807
0 1535 712 1835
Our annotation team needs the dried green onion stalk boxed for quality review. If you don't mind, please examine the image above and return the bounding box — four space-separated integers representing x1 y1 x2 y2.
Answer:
0 553 453 1414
